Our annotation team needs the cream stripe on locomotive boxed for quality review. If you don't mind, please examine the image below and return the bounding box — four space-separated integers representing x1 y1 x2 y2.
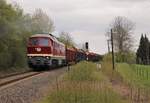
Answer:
27 54 66 59
27 54 53 57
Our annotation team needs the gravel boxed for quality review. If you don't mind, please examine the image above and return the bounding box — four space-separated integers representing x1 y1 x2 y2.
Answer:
0 67 67 103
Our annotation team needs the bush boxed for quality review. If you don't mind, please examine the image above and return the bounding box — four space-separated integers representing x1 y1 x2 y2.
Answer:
116 52 136 64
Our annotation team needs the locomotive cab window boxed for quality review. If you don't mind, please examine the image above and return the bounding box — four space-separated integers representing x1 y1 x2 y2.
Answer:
29 37 50 46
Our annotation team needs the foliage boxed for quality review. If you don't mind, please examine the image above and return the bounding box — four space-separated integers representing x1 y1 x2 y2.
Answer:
0 1 54 72
106 16 135 63
31 8 54 34
39 62 128 103
101 54 150 102
116 52 136 63
116 63 150 88
46 83 126 103
101 54 123 81
65 61 105 81
136 34 150 65
107 16 135 53
101 54 113 75
0 0 27 70
58 32 75 47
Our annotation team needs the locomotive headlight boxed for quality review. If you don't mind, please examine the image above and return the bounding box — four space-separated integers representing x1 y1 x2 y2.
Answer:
46 56 49 59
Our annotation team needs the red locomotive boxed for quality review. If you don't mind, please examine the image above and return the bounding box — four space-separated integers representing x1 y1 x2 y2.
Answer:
27 34 66 68
27 34 101 70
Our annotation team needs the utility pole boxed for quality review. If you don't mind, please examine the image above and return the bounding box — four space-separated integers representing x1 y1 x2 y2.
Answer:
111 29 115 70
107 40 110 53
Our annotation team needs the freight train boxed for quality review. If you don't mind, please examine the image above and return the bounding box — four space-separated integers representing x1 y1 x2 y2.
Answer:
27 34 101 70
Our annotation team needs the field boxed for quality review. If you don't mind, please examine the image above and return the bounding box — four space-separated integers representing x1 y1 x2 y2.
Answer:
38 55 150 103
101 54 150 103
117 63 150 87
39 61 128 103
115 63 150 103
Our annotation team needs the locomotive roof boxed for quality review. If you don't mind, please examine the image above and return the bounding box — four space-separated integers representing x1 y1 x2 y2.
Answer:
30 34 65 46
67 47 77 51
86 52 96 55
77 49 86 53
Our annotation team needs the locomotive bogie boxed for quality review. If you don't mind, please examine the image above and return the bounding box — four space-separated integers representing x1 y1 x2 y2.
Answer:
28 55 66 68
27 56 51 68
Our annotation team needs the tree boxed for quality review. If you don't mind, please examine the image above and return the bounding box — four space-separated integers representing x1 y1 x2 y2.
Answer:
0 0 17 37
107 16 135 53
0 0 23 68
58 32 75 47
136 34 150 65
136 34 144 64
0 1 56 71
31 8 54 34
145 35 150 64
0 1 32 70
106 16 135 63
149 41 150 64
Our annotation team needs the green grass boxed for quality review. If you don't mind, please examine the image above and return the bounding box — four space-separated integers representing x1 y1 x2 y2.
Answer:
116 63 150 88
64 61 106 81
39 61 128 103
101 54 150 88
46 82 126 103
100 54 150 102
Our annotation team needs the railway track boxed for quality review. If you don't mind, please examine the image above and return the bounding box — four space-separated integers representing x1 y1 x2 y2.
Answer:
0 71 31 79
0 71 42 88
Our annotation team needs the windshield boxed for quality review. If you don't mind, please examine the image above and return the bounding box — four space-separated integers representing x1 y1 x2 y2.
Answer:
29 37 49 46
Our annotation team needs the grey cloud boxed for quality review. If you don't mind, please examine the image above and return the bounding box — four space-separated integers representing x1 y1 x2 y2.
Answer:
111 0 149 2
8 0 150 53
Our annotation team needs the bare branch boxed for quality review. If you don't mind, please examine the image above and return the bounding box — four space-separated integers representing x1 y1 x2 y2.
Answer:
107 16 135 53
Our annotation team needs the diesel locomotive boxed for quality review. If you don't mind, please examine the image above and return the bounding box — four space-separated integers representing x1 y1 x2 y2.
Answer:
27 34 101 70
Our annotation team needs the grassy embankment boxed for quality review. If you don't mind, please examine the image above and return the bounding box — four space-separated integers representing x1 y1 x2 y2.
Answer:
116 63 150 88
101 54 150 88
116 63 150 102
39 61 128 103
102 54 150 102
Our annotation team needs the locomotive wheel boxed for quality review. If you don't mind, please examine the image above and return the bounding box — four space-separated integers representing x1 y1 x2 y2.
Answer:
52 59 59 68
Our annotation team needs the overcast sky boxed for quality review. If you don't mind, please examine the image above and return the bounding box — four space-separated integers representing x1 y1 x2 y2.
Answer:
8 0 150 54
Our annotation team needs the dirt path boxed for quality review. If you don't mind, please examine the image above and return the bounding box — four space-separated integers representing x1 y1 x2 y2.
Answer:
110 79 150 103
111 79 131 101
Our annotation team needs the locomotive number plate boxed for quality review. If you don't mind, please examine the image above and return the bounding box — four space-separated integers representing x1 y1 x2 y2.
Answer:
35 48 41 52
